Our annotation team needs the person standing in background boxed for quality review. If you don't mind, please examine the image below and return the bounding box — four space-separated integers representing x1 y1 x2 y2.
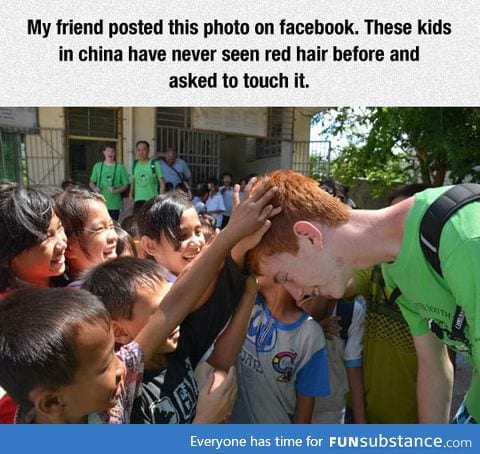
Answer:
89 143 129 221
160 148 192 191
130 140 165 214
205 176 225 229
220 172 235 228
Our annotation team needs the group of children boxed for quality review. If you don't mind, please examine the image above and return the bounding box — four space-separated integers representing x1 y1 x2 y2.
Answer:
0 176 283 423
1 169 439 425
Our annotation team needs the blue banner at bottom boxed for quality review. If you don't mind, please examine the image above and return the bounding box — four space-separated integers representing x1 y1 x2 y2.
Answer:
0 424 477 454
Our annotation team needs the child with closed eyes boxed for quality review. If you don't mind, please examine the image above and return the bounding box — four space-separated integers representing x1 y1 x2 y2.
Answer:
55 187 118 286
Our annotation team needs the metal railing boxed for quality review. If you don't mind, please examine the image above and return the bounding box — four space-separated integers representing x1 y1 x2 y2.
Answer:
291 140 331 178
157 126 220 185
1 127 66 186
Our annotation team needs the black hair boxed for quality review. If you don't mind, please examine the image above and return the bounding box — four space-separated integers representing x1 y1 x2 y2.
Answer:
0 287 110 408
175 181 191 198
114 222 136 257
136 191 194 251
221 172 233 180
387 183 428 206
0 183 55 292
207 176 219 187
135 140 150 150
82 257 167 321
121 215 140 239
319 176 348 204
197 183 209 198
55 187 107 257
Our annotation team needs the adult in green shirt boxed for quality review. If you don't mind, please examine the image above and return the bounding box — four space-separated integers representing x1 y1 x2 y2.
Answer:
249 170 480 424
129 140 165 214
89 143 129 221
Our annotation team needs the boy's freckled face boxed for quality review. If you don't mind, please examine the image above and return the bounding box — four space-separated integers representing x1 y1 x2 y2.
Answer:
60 322 126 421
258 244 349 301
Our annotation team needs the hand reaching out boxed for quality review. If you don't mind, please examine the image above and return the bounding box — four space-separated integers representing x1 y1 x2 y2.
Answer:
193 366 238 423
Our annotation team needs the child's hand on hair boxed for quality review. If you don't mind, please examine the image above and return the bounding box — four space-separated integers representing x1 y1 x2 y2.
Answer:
224 177 280 244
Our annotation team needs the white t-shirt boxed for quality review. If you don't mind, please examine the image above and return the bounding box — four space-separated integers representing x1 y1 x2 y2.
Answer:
205 192 225 228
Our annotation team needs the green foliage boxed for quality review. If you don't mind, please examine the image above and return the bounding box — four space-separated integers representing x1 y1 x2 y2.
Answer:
314 107 480 195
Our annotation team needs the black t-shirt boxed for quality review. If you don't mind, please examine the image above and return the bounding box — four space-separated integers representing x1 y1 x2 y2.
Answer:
131 254 247 424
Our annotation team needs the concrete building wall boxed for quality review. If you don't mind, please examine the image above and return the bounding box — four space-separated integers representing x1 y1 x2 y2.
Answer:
25 107 317 186
37 107 64 129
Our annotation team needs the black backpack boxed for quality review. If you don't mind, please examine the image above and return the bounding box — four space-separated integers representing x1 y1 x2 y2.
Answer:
393 183 480 342
336 298 355 342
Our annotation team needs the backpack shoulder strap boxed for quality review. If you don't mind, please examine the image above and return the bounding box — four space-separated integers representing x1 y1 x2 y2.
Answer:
420 183 480 277
96 161 104 187
336 298 355 341
150 160 156 175
132 159 138 175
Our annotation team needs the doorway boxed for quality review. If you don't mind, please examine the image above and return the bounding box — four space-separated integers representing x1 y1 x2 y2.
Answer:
65 108 122 187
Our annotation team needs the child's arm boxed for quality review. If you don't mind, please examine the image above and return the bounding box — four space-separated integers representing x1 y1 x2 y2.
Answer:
294 393 315 424
193 366 237 423
135 178 277 362
158 176 165 194
231 187 281 270
207 276 257 371
346 367 367 423
344 299 367 423
129 175 135 200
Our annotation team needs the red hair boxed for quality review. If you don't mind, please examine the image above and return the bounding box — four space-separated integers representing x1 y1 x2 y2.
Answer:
248 170 349 273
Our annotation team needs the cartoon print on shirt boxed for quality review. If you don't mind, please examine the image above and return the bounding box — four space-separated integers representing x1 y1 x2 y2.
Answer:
272 351 297 382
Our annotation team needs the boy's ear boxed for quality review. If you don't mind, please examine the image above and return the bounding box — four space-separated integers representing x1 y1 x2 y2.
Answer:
140 235 158 257
30 388 65 418
293 221 323 249
112 319 133 345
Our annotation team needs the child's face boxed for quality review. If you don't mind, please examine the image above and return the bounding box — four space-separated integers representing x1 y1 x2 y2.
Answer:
11 212 67 287
116 282 180 353
58 322 125 422
67 200 118 272
150 207 205 276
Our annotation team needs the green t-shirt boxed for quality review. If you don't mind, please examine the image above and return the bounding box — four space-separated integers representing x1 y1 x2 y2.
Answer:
90 161 129 210
130 160 163 202
382 186 480 420
355 266 418 423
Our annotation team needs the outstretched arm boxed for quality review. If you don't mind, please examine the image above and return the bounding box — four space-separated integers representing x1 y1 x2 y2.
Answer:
207 276 257 371
136 178 278 362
